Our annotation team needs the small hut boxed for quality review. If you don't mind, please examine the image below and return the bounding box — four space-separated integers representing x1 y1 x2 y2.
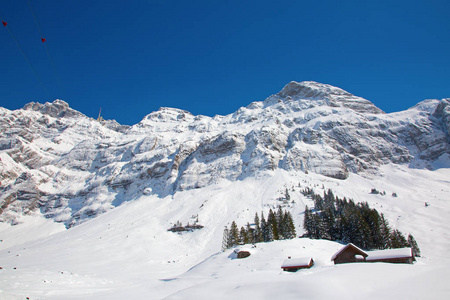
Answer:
331 243 415 264
365 248 415 264
331 243 368 264
237 250 251 259
281 257 314 272
232 248 252 259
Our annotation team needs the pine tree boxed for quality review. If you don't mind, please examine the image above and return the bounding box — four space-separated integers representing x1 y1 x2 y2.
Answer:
390 229 408 248
407 234 421 257
297 187 415 251
261 212 271 242
239 226 247 245
310 213 321 239
314 194 324 211
303 205 313 237
379 213 391 249
285 211 296 239
246 222 253 244
367 209 382 249
267 220 274 241
321 208 335 240
254 213 263 243
277 206 285 239
340 214 351 244
229 221 239 247
285 188 291 201
268 209 279 240
221 226 230 251
323 189 335 211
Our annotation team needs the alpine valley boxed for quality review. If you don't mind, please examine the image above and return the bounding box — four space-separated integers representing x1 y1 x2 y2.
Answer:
0 81 449 299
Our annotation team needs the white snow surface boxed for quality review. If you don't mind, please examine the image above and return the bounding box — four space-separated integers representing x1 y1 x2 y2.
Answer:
0 82 449 299
281 257 313 268
0 165 450 299
366 248 413 260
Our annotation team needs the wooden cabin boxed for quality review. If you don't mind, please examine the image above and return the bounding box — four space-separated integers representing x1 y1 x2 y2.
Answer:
236 250 251 259
365 248 415 264
281 257 314 272
232 247 252 259
331 243 415 264
331 243 368 264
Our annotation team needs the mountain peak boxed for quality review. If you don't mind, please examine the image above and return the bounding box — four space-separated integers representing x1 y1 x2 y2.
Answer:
277 81 352 99
276 81 384 114
0 82 447 228
23 99 82 118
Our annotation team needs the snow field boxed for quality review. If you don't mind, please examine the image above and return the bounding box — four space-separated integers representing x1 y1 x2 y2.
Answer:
0 164 449 299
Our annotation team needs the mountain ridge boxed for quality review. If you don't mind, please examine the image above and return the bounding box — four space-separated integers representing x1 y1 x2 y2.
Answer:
0 81 449 227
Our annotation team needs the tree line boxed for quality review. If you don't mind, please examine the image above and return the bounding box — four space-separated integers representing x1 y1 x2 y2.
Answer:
302 188 420 256
222 206 296 250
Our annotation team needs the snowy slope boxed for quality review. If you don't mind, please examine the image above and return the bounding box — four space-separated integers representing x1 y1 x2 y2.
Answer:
0 81 449 299
0 81 448 228
1 164 450 299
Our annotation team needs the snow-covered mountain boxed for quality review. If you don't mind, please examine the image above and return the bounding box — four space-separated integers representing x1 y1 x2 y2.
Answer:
1 81 450 299
0 81 449 227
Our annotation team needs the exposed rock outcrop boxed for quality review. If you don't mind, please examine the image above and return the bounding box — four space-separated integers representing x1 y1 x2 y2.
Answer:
0 83 448 226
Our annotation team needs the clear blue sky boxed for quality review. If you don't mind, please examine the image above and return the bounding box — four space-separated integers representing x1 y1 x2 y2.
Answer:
1 0 449 125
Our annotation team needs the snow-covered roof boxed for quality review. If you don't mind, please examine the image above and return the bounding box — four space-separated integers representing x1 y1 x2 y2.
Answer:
281 257 313 268
234 247 253 254
366 248 413 261
331 243 368 261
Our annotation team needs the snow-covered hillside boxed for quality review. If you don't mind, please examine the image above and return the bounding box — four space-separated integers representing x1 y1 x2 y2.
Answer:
1 81 449 227
0 81 449 299
0 165 449 299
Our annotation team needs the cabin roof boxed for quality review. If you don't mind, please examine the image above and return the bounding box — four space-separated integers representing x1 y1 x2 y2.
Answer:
234 247 252 254
281 257 313 268
366 248 413 261
331 243 368 261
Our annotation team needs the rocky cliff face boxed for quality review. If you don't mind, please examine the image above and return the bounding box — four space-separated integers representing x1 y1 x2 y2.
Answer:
0 82 448 227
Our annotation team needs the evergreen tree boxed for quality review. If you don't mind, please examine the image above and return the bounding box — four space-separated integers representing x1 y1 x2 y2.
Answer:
317 213 331 240
254 212 263 243
285 211 296 239
285 188 291 201
340 214 351 244
407 234 421 257
364 208 381 249
379 214 391 249
323 189 335 211
314 194 324 211
310 213 321 239
222 226 230 251
267 220 274 241
261 212 271 242
321 208 335 240
303 206 312 237
299 187 414 251
277 206 285 239
239 226 248 245
246 222 254 244
268 209 279 240
390 229 408 248
341 206 368 248
229 221 239 247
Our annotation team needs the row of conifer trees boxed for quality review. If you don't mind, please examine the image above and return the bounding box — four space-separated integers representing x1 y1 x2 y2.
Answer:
222 207 296 250
302 188 420 256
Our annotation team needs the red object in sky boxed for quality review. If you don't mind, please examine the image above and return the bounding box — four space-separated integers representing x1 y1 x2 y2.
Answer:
2 21 7 27
41 37 46 43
